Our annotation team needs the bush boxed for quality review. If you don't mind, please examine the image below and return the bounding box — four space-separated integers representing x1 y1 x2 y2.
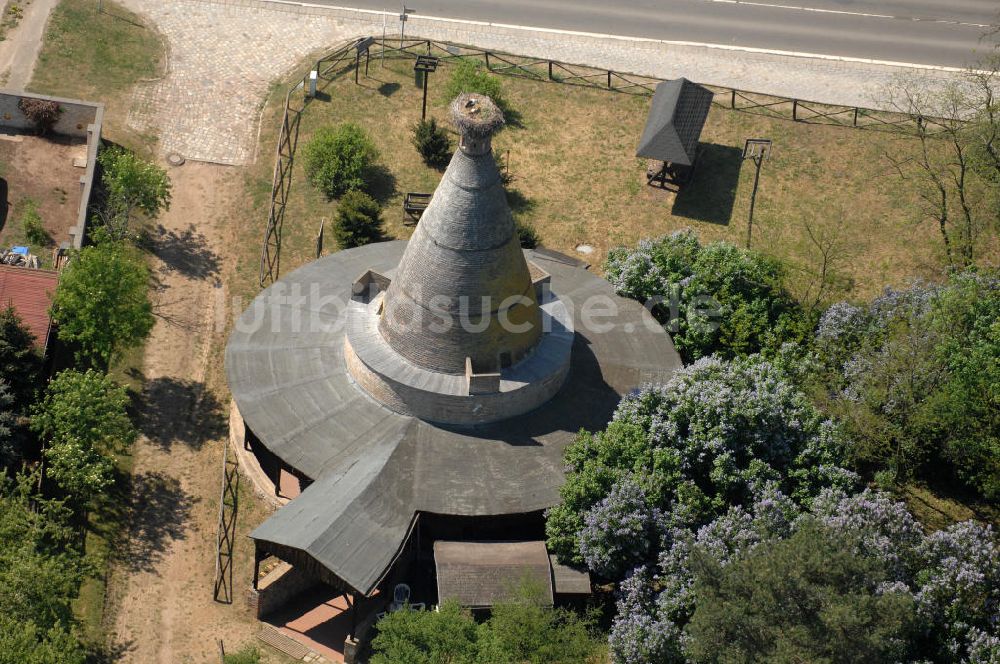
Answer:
19 201 48 247
303 123 379 198
604 230 810 362
515 218 539 249
333 190 384 249
412 118 451 169
444 59 508 113
97 145 172 242
17 98 61 135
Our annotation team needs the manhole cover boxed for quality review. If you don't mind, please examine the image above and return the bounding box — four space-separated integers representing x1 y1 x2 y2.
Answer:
574 244 594 255
166 152 186 167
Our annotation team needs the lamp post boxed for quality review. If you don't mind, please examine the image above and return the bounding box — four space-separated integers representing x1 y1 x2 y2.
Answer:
742 138 772 249
414 55 439 121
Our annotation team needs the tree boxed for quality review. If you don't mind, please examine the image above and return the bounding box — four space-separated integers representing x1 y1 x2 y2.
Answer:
604 230 810 362
412 117 451 169
0 306 42 411
371 582 602 664
815 271 1000 498
17 98 61 135
31 369 136 501
686 519 919 664
333 190 384 249
0 472 87 664
515 218 539 249
96 145 172 242
0 382 21 472
883 70 1000 270
370 600 479 664
303 123 379 199
445 59 509 114
50 242 154 369
546 354 856 566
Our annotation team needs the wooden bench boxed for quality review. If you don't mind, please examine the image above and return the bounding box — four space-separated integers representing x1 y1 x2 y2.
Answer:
403 192 432 224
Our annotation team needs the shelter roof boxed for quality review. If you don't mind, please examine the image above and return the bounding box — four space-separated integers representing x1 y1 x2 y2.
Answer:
0 265 58 350
435 540 553 608
635 78 714 166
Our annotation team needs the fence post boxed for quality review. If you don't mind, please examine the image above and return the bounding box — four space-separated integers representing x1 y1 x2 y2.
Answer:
607 70 612 89
548 61 553 80
485 51 491 70
792 99 797 121
853 107 859 127
731 89 736 109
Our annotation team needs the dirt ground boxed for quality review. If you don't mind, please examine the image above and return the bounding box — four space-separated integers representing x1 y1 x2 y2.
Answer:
104 161 275 663
0 133 86 252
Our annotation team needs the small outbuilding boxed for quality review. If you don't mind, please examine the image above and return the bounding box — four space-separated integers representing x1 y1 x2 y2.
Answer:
636 78 714 187
0 264 59 352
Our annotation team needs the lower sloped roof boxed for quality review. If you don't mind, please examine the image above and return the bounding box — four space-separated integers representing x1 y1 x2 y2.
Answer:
0 265 58 350
435 540 553 608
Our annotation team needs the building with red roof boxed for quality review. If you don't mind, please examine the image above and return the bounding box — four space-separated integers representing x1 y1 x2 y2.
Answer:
0 265 59 351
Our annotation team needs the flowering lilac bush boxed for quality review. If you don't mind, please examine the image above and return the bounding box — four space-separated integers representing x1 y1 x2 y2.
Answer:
817 271 1000 498
604 230 809 362
603 485 1000 664
578 479 666 579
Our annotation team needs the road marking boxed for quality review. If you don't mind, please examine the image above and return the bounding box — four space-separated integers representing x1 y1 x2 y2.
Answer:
701 0 996 29
258 0 987 73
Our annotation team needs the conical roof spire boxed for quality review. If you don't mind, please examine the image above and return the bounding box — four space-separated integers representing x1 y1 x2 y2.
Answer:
377 94 542 375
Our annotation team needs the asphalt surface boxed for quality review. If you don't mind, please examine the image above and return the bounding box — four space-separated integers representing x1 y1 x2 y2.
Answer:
306 0 999 68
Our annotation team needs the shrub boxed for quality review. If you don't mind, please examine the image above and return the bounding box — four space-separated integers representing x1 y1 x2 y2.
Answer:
333 190 384 249
412 118 451 169
19 201 48 246
444 59 508 113
303 123 379 199
97 145 172 241
17 98 61 135
604 230 810 362
515 218 539 249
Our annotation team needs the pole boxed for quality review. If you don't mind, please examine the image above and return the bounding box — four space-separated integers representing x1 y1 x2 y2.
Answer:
355 51 360 84
382 11 386 67
366 50 370 77
421 71 429 120
746 155 762 249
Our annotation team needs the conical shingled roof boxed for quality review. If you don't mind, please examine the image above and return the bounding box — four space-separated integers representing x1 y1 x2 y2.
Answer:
378 95 542 374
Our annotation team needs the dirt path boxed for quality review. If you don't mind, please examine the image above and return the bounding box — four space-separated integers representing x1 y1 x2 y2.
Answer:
105 162 264 663
0 0 60 89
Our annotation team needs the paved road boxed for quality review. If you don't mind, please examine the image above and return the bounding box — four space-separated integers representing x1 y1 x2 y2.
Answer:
307 0 998 68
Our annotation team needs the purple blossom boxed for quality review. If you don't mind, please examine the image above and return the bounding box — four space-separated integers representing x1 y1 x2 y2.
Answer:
579 478 666 579
608 567 685 664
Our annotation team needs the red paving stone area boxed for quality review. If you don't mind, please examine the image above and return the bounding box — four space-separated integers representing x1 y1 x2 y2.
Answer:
267 587 352 662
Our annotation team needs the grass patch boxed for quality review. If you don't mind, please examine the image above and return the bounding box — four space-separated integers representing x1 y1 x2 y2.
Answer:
245 54 956 304
28 0 164 148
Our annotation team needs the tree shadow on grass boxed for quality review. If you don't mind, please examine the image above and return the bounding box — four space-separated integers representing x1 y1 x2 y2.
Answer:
505 188 536 216
366 164 398 205
135 376 227 452
115 470 196 574
671 143 743 225
152 223 222 284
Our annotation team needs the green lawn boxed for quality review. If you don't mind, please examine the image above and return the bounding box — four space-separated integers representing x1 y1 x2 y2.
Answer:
242 52 957 307
28 0 164 148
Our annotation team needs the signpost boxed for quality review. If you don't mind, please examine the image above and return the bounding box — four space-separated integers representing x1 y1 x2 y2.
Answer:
355 36 375 84
414 55 439 120
742 138 772 249
400 5 414 49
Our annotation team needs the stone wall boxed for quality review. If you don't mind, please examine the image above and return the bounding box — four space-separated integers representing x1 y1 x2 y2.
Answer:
0 92 103 248
252 561 318 619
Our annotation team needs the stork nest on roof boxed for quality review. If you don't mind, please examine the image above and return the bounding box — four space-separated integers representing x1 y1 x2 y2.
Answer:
449 93 505 138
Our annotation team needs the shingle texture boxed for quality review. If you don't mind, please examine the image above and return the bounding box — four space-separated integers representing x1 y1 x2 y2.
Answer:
378 126 541 375
227 243 683 595
435 540 553 608
635 78 714 166
0 265 58 350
